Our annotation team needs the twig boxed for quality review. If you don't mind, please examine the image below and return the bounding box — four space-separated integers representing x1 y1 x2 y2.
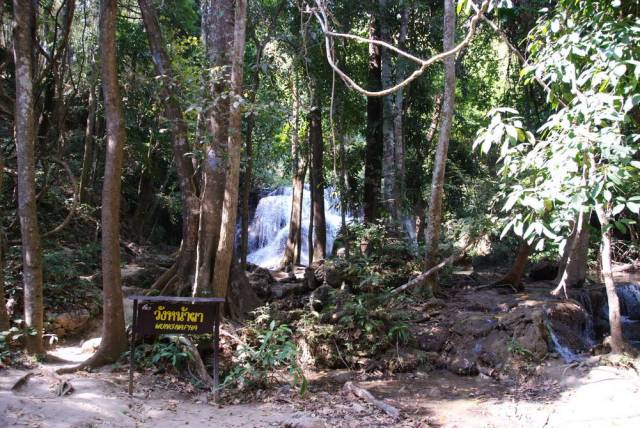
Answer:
343 381 400 419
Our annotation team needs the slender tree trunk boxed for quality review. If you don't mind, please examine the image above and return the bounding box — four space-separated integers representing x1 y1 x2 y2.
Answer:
13 0 44 354
211 0 247 297
310 87 326 261
423 0 457 294
92 0 127 363
552 210 590 296
595 203 627 353
240 44 263 269
139 0 199 293
79 71 97 204
0 153 10 331
308 150 315 265
394 6 409 218
194 0 234 296
493 243 530 291
378 0 397 221
364 14 383 224
282 77 306 267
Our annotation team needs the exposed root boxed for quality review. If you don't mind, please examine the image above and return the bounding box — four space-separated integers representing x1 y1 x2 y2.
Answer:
343 381 400 419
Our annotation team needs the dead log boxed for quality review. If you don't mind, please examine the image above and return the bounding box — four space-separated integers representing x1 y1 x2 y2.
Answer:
343 381 400 419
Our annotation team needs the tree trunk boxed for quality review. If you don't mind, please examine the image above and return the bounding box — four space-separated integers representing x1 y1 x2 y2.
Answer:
92 0 127 363
423 0 457 294
139 0 199 293
364 14 383 224
493 243 530 291
12 0 44 354
378 0 397 221
211 0 247 298
595 203 627 354
393 6 409 220
194 0 235 296
282 76 306 267
310 87 326 261
552 209 590 296
79 71 97 204
0 153 10 331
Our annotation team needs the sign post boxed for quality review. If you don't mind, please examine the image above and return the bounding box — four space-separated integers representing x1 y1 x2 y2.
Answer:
127 295 225 396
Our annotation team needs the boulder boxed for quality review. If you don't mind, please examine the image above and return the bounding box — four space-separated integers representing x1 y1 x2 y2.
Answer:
248 267 274 298
310 285 334 311
545 301 592 351
452 314 497 338
446 352 478 376
477 330 511 368
515 320 548 359
415 325 449 353
121 264 166 288
48 309 91 338
529 260 558 281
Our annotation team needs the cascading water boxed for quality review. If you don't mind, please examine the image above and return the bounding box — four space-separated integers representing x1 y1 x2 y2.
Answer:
616 283 640 347
246 186 345 268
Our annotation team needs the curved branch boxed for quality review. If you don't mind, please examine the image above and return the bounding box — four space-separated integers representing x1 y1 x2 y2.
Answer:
310 0 490 97
41 157 78 238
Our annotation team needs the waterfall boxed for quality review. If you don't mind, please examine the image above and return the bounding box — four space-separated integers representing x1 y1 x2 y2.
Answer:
246 186 345 268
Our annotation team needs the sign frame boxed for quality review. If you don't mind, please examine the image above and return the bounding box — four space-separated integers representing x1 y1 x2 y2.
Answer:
127 295 225 396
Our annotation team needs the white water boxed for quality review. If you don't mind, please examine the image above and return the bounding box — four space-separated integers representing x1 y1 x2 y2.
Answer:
246 186 345 268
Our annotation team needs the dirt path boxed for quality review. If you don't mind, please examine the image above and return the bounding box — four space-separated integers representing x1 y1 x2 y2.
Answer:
2 355 639 427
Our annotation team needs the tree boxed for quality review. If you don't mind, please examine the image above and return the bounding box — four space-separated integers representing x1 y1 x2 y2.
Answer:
12 0 44 354
309 85 326 262
211 0 248 297
91 0 128 364
423 0 457 294
139 0 199 294
0 152 9 331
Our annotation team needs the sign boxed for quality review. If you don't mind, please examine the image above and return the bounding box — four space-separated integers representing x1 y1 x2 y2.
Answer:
135 301 216 335
127 295 225 397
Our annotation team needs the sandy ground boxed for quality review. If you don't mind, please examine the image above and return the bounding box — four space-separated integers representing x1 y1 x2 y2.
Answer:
1 348 639 428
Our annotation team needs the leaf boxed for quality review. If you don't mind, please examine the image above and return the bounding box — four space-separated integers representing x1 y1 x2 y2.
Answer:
627 202 640 214
612 203 625 216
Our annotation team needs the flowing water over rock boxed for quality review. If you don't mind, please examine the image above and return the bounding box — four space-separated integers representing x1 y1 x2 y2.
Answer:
246 186 344 268
616 283 640 347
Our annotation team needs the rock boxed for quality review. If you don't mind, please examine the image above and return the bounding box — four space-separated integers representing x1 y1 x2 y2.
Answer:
48 309 91 338
281 413 326 428
477 330 511 368
415 325 449 353
453 314 497 337
81 337 101 353
545 301 592 351
529 260 558 281
515 320 548 359
384 348 424 373
447 353 478 376
248 267 274 298
310 285 333 311
324 266 344 288
271 282 309 299
305 267 321 290
121 264 166 288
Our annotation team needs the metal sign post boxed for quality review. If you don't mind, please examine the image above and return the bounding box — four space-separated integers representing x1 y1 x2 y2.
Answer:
127 295 225 396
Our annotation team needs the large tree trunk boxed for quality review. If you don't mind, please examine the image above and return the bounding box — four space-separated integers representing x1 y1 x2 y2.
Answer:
13 0 44 355
194 0 235 296
90 0 128 364
423 0 457 294
364 14 383 224
79 70 97 204
393 6 409 220
139 0 199 293
282 76 306 267
378 0 397 221
211 0 247 298
552 210 590 296
310 87 326 262
595 203 627 354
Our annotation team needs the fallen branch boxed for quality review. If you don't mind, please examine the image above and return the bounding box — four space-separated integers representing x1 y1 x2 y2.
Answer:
390 240 475 295
343 381 400 419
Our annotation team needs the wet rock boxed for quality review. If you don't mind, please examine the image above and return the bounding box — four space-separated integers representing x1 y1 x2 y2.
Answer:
529 260 558 281
384 347 425 372
446 353 478 376
515 320 549 359
545 301 592 351
310 285 334 311
477 330 511 368
48 309 91 338
121 264 166 288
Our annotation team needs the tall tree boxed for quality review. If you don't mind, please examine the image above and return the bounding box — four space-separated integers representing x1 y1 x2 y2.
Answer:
212 0 248 297
423 0 456 293
0 153 10 331
282 75 306 267
363 13 383 224
12 0 44 354
309 86 326 262
78 62 98 204
92 0 127 363
139 0 199 293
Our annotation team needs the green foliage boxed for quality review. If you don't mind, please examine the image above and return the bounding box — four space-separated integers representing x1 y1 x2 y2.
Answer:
224 317 306 394
132 337 193 371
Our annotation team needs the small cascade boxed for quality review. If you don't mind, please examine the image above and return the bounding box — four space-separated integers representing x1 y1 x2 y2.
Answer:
616 283 640 347
546 324 581 363
246 186 345 268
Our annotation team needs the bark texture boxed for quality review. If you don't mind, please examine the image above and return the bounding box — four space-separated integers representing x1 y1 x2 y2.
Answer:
13 0 44 354
139 0 199 293
310 87 326 262
423 0 457 293
79 70 97 204
552 210 590 296
212 0 247 297
364 14 383 224
493 243 530 291
94 0 127 362
0 153 9 331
